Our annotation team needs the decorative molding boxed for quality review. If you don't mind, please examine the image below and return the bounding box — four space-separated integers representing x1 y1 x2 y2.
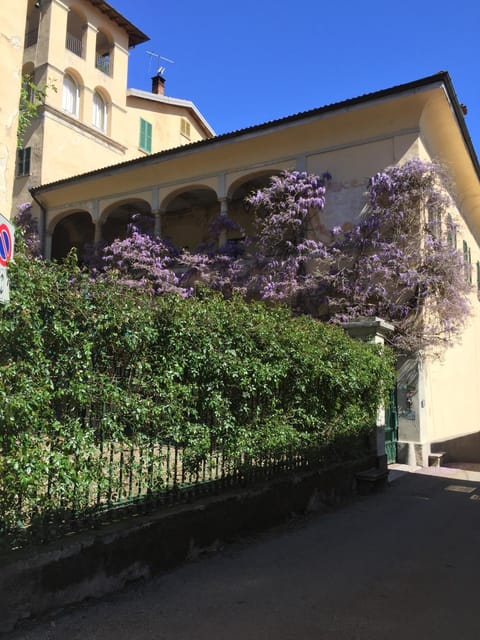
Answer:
52 0 69 12
43 104 127 152
112 41 129 56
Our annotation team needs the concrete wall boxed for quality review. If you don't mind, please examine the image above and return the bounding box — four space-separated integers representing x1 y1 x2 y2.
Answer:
0 0 28 218
431 431 480 463
0 457 374 634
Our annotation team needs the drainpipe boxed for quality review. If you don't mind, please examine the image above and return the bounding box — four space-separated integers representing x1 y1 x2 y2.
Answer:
30 189 47 258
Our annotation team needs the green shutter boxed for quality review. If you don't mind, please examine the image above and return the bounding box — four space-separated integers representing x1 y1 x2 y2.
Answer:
463 241 472 284
139 118 152 153
16 147 31 176
476 261 480 292
146 120 152 152
447 214 457 248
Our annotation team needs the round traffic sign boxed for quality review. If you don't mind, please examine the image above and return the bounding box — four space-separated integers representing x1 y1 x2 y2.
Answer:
0 224 13 267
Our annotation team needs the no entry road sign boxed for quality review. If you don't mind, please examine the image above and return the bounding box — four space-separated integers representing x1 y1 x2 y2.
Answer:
0 223 13 267
0 214 15 304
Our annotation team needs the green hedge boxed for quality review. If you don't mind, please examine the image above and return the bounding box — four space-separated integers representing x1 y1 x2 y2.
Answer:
0 250 394 533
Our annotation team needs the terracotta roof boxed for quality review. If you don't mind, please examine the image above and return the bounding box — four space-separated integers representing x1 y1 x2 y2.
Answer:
88 0 149 47
31 71 479 194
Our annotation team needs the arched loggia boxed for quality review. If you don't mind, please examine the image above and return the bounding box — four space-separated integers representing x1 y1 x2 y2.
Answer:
51 211 94 262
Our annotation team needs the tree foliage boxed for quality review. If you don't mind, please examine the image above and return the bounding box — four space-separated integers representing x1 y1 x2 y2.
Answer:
0 241 394 534
18 160 470 356
244 162 471 354
322 160 471 353
17 75 56 146
244 171 330 306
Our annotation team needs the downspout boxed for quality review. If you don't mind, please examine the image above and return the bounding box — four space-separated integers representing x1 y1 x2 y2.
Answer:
30 189 47 258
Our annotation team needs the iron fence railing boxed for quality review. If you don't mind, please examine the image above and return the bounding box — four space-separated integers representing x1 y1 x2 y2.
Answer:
24 29 38 48
65 33 83 57
95 55 111 75
0 434 368 552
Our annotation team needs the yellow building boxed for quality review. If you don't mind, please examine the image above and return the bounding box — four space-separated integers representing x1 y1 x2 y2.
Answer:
13 0 214 216
0 0 29 218
30 71 480 466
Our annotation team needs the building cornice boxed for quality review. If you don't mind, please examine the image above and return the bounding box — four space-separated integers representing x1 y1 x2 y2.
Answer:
43 104 128 153
31 72 480 195
86 0 149 47
127 88 215 138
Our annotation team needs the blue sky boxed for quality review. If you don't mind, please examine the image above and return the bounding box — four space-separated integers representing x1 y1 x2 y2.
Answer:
111 0 480 155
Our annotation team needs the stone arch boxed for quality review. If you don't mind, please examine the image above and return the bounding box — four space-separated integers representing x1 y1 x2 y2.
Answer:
161 185 219 251
66 6 87 58
227 170 281 239
160 183 218 211
64 66 84 87
101 198 153 243
50 210 94 263
95 28 114 75
21 62 35 78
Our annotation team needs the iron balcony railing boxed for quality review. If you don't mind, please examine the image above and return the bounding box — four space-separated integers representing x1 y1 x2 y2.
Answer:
96 55 111 75
66 33 83 57
24 29 38 48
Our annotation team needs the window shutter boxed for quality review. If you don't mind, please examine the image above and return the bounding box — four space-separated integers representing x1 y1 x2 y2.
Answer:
93 92 106 131
62 75 78 116
139 118 145 148
180 118 191 139
447 214 457 248
16 147 31 176
139 118 152 152
146 120 152 151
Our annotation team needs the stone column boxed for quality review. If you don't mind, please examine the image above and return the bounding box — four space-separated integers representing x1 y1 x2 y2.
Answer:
44 231 53 260
85 23 98 70
342 317 394 472
153 209 163 236
94 220 102 244
218 197 229 248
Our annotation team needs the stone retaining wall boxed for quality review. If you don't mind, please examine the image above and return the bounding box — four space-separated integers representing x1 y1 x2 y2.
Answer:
0 456 375 634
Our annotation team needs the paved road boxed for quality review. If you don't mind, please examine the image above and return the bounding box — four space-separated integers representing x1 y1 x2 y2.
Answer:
8 467 480 640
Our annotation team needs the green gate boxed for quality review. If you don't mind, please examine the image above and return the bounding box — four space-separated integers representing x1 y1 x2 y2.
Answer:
384 389 398 464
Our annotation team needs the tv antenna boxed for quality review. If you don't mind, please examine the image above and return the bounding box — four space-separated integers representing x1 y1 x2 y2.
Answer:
146 51 175 76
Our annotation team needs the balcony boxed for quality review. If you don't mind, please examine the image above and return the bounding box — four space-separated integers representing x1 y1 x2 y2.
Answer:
95 54 110 75
65 33 83 57
24 29 38 48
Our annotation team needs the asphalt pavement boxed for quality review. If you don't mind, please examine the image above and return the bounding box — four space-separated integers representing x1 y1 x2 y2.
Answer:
7 465 480 640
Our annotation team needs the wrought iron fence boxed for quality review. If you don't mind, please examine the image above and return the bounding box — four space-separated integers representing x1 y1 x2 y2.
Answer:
65 33 83 57
95 55 110 75
24 29 38 48
0 433 368 552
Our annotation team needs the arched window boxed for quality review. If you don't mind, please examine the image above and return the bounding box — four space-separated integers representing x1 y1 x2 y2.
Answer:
92 91 107 132
62 73 79 117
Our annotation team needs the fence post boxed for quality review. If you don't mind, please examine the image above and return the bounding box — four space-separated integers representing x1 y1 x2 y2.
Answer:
342 317 394 473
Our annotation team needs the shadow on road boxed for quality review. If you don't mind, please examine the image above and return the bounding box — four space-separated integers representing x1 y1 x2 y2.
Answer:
8 467 480 640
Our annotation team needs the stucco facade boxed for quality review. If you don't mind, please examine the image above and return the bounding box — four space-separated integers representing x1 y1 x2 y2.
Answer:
13 0 214 216
0 0 29 218
30 72 480 464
